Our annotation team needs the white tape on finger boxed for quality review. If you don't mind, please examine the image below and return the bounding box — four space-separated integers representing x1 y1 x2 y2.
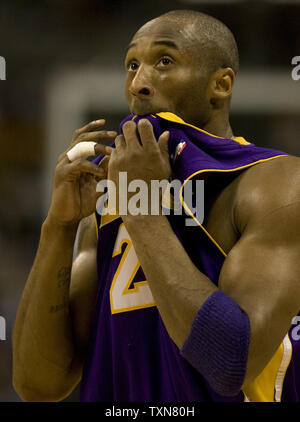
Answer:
67 142 97 162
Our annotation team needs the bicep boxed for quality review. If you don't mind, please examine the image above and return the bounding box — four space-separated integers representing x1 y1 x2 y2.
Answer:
218 202 300 381
69 214 99 360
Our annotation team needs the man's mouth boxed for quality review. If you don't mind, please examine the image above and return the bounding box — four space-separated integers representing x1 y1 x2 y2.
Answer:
130 98 165 116
131 105 166 116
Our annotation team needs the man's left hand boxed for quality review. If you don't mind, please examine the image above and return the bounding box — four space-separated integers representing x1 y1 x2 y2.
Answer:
106 119 171 214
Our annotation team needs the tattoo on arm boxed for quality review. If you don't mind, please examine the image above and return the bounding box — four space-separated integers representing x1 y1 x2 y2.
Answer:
57 266 72 288
48 267 72 313
49 296 68 313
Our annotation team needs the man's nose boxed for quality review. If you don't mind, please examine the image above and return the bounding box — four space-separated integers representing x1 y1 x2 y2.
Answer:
130 65 154 97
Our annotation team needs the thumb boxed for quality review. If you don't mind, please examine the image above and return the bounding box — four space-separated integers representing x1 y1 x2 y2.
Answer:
99 155 109 174
158 131 170 156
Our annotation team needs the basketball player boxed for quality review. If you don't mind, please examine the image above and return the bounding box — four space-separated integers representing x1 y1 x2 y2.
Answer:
13 10 300 402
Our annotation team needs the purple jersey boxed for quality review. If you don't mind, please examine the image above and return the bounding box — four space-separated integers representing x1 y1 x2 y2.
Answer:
80 112 299 402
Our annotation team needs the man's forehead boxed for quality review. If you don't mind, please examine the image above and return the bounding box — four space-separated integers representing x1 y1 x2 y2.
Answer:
131 18 198 47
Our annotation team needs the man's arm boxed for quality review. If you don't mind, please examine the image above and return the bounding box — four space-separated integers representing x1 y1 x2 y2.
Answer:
218 157 300 386
12 214 98 402
69 216 99 362
108 119 300 395
123 187 300 393
123 215 218 347
12 119 115 401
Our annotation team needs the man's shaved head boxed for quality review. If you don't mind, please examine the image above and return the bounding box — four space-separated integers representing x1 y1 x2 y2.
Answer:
138 9 239 76
125 9 239 133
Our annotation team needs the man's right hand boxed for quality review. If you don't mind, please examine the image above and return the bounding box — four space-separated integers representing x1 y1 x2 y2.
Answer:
47 119 117 226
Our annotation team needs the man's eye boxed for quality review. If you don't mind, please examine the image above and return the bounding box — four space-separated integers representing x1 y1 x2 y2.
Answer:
128 61 139 71
158 57 172 66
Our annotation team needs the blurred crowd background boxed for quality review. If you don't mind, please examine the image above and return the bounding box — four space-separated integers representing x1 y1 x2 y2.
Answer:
0 0 299 402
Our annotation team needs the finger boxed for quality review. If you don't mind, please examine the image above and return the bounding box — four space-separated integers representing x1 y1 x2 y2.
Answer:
94 144 114 156
158 131 170 156
66 142 96 162
79 173 104 192
114 134 126 151
63 159 106 178
72 119 106 141
137 119 157 149
122 121 141 149
58 142 111 165
57 126 117 164
98 155 110 173
69 129 117 158
76 130 118 144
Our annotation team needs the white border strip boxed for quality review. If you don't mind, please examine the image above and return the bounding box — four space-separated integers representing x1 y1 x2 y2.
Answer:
274 334 292 402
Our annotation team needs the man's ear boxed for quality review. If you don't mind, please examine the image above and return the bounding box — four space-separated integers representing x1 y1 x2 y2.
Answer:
208 67 235 106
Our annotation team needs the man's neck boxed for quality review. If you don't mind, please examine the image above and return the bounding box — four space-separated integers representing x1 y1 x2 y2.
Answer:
202 117 234 139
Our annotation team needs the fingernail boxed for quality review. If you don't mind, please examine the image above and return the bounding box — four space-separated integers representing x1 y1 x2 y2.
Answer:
95 119 105 124
108 131 117 136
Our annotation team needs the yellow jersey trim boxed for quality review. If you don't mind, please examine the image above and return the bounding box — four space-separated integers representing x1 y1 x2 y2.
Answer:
155 112 251 145
243 343 284 401
243 334 293 402
131 112 250 145
100 212 121 228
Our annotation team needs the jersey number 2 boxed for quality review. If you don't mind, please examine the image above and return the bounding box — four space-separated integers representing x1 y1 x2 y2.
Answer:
110 223 156 314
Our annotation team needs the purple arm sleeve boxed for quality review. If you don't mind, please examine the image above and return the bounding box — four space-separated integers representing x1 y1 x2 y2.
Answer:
180 290 250 396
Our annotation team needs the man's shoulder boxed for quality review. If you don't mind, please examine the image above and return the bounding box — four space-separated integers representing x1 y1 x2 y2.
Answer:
233 155 300 232
241 154 300 191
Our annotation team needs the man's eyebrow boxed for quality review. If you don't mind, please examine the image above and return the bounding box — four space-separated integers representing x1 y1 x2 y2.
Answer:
125 42 136 55
125 40 180 55
151 40 180 50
